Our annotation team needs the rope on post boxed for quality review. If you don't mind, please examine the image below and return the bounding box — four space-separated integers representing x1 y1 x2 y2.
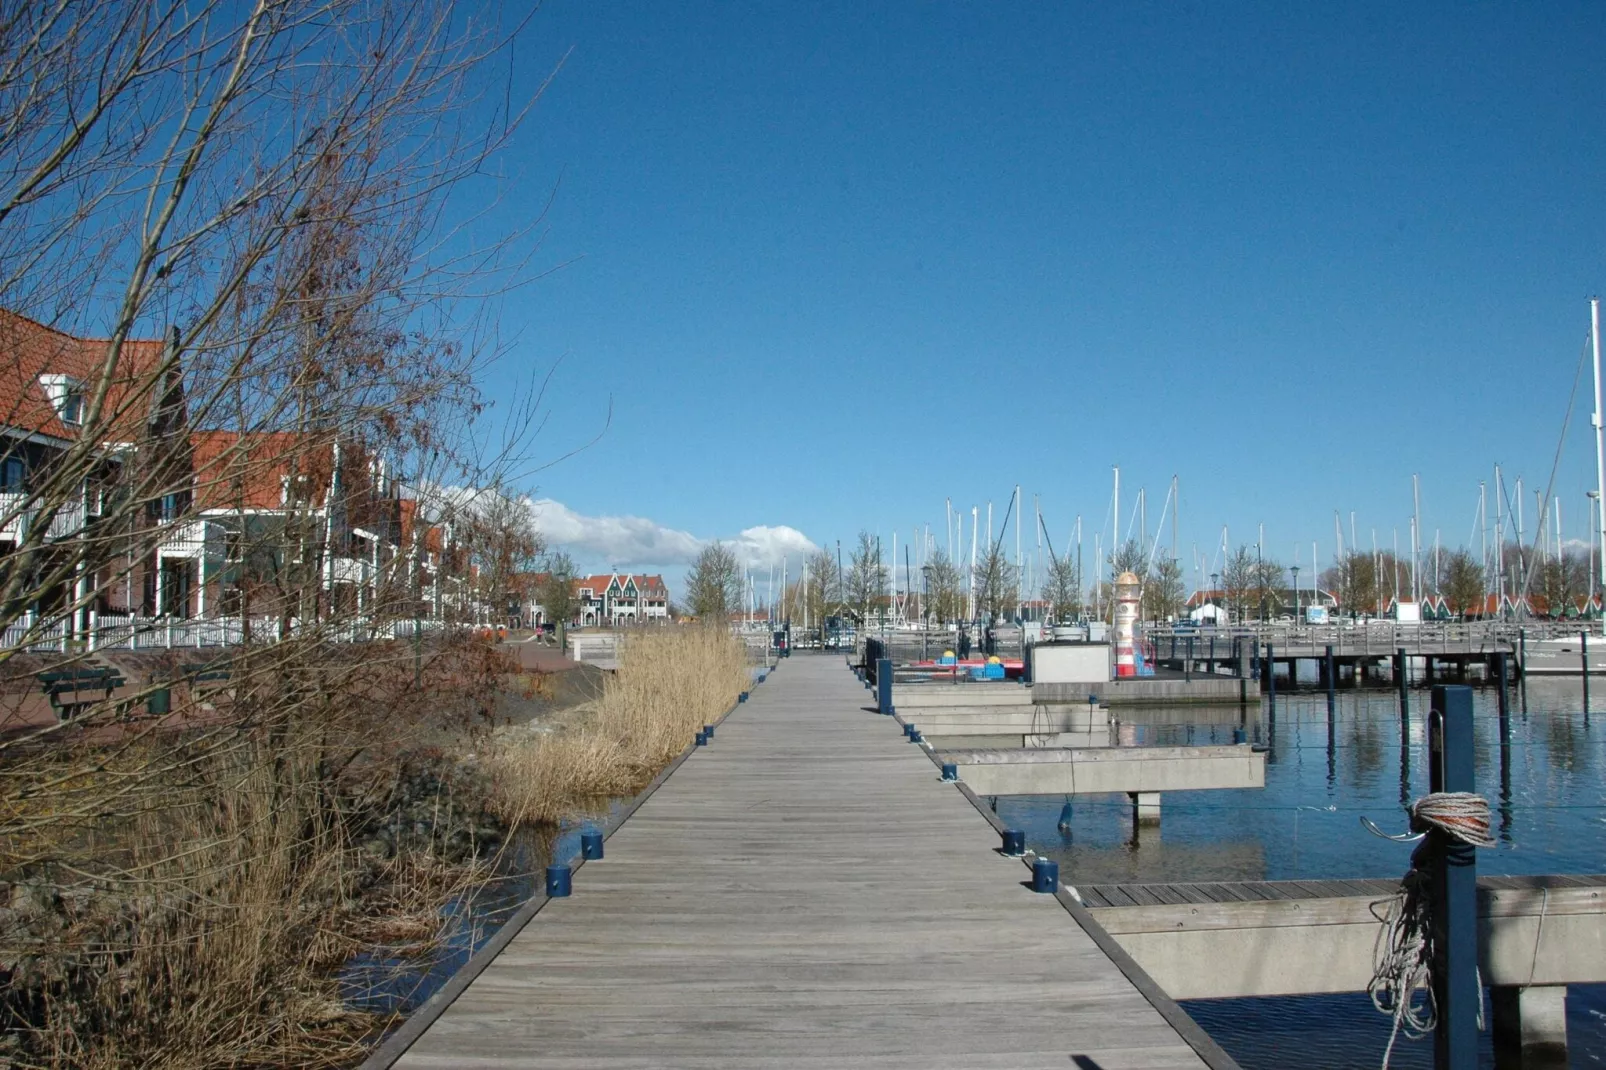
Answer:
1365 791 1494 1069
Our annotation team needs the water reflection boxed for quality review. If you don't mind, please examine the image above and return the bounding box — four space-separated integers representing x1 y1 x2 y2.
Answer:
1000 680 1606 1069
340 802 623 1017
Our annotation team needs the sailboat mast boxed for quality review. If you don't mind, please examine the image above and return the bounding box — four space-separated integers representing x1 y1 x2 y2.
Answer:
1593 297 1606 588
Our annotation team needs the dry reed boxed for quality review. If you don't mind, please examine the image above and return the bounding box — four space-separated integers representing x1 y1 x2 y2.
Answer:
486 628 751 825
0 637 511 1069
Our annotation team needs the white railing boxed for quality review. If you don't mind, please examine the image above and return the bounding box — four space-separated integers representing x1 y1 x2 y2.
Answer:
0 494 87 542
1 612 463 653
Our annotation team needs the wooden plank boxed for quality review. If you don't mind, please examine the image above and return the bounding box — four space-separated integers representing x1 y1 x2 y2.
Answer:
387 656 1217 1070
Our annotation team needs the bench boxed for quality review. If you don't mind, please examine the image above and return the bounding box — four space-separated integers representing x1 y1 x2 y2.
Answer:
38 667 126 721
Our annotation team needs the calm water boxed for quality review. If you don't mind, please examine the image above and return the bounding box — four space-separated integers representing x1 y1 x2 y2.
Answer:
995 676 1606 1069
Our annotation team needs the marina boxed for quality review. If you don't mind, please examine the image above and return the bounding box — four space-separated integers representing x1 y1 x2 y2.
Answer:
368 655 1234 1069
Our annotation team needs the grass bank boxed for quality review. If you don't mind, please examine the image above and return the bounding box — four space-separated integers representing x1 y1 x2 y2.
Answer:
0 636 510 1068
486 627 751 825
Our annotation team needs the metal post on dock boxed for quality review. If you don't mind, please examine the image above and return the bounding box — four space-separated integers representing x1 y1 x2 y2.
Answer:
1184 636 1193 683
877 657 894 714
1581 633 1590 719
1396 647 1409 720
1427 684 1479 1070
1266 643 1275 705
1325 644 1336 710
1495 651 1509 721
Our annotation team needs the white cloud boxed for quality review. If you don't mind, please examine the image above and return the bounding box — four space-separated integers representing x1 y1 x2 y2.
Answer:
730 525 818 569
527 499 817 571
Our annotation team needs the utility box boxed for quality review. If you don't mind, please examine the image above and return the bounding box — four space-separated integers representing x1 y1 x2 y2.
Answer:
1030 642 1113 684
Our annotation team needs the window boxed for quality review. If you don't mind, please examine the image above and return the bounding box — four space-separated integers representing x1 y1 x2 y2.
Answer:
0 457 23 491
37 375 84 426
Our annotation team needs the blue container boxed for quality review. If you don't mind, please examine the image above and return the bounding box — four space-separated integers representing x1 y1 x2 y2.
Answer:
1001 829 1026 856
1232 727 1246 744
546 864 572 898
580 830 604 860
1031 858 1059 893
941 762 958 782
694 731 707 746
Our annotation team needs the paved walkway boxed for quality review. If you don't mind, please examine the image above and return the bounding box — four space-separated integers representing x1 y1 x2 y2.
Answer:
394 655 1215 1069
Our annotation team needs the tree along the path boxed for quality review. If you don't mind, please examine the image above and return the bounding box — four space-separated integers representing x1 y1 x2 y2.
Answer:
686 542 744 621
845 532 889 624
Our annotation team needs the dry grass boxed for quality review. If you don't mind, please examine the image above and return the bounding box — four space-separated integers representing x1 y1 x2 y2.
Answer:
486 627 751 825
0 636 511 1069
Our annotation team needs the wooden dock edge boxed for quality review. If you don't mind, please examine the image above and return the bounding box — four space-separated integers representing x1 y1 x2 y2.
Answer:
357 682 759 1070
902 721 1244 1070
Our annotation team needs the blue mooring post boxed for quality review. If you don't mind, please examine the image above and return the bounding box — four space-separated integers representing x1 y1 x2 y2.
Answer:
941 762 957 782
694 730 706 746
580 830 604 860
877 657 894 714
546 864 572 898
1325 644 1336 710
739 690 749 703
908 728 922 744
1428 685 1478 1070
1266 643 1276 704
1001 829 1025 856
1031 857 1059 893
903 722 916 739
1184 635 1193 682
702 723 715 739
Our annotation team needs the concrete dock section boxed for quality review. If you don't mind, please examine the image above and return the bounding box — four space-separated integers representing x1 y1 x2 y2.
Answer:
939 744 1265 799
383 655 1230 1069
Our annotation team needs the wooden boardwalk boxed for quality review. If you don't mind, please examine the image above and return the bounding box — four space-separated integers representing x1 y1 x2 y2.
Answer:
389 655 1226 1069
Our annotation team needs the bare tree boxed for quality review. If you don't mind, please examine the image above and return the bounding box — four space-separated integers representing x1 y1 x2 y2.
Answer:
1039 554 1081 622
1443 549 1485 619
0 3 559 1063
462 490 544 626
922 551 964 624
536 550 578 643
1142 558 1185 621
1220 546 1259 623
975 545 1019 622
844 531 888 624
794 547 840 625
686 542 743 621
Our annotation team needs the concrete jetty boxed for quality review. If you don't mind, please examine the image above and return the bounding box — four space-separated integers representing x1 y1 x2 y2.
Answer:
1075 875 1606 1066
373 655 1235 1069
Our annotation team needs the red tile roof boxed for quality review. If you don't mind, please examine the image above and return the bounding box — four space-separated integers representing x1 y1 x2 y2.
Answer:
188 430 336 511
0 309 166 442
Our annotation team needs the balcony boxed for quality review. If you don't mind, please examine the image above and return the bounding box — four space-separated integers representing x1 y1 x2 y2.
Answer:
328 555 367 585
0 492 87 542
157 519 225 562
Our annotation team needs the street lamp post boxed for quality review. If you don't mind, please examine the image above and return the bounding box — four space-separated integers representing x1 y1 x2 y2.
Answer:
1210 572 1219 626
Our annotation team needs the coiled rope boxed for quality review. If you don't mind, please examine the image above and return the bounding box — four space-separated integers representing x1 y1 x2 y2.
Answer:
1366 792 1494 1069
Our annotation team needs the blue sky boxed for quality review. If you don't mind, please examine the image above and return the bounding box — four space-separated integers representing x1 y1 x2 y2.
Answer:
476 3 1606 590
